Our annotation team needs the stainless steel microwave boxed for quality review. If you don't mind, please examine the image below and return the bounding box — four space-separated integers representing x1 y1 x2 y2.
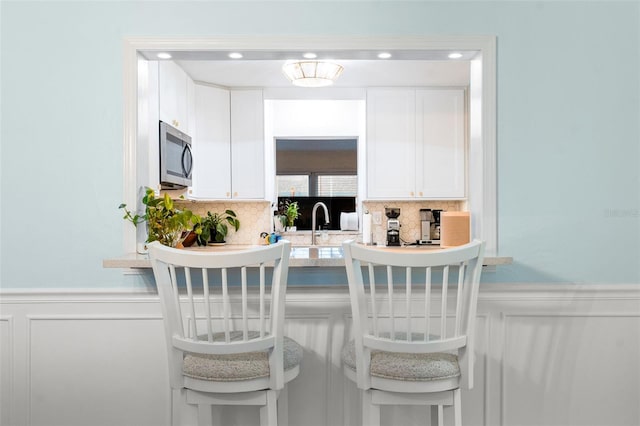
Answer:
159 121 192 189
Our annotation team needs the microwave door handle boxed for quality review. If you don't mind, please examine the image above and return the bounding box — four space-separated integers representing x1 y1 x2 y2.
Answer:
182 144 193 177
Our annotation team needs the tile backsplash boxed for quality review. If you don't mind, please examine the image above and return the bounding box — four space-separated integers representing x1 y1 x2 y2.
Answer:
174 199 464 246
174 200 272 245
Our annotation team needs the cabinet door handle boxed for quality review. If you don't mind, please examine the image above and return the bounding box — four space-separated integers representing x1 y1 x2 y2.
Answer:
233 192 238 197
226 192 230 197
419 191 423 197
410 191 414 197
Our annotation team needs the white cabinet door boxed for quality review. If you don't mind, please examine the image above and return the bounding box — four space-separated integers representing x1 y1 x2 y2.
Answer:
415 89 466 198
230 90 265 199
158 61 190 133
187 77 195 137
366 89 416 199
191 84 231 199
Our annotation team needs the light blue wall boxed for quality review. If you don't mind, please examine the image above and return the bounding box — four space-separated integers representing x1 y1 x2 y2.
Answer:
1 1 638 288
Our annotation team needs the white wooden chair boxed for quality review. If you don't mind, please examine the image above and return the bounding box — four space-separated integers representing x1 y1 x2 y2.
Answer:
148 240 301 426
341 240 485 426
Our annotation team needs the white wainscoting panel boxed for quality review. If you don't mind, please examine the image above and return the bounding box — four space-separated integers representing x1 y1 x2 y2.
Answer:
0 285 638 426
27 315 168 426
503 314 640 426
1 316 13 426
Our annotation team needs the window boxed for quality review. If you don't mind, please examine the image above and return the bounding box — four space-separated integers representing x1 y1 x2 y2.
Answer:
276 138 358 230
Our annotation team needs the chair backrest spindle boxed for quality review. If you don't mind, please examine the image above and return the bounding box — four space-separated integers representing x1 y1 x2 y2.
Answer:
441 265 449 338
168 265 183 336
368 263 378 336
424 266 432 342
221 268 230 342
241 266 249 340
386 265 395 339
183 267 197 339
259 264 266 337
405 266 412 341
202 268 213 342
455 263 466 336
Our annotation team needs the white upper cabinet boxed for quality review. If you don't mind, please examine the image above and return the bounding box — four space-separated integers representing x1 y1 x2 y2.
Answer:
191 86 265 200
415 88 466 198
158 61 192 133
191 84 231 199
366 87 466 199
230 90 265 199
366 89 416 199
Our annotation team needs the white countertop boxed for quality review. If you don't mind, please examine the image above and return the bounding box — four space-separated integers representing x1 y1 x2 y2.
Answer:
103 244 512 269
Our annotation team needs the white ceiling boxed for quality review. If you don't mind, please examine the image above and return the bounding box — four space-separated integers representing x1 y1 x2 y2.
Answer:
142 49 476 88
177 59 471 88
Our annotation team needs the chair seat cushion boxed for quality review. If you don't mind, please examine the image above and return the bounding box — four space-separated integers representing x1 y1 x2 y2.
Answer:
341 338 460 382
183 331 303 382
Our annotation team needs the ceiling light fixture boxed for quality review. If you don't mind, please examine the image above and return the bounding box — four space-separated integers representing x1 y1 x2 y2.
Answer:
282 61 344 87
157 52 172 59
378 52 392 59
303 52 317 59
448 52 463 59
228 52 243 59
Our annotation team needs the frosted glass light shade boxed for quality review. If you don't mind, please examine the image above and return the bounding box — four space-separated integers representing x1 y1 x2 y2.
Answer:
282 61 344 87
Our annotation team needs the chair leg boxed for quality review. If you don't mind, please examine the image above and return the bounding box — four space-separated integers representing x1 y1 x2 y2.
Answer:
260 389 278 426
278 387 289 426
173 388 199 426
171 389 182 426
362 390 380 426
453 388 462 426
430 405 443 426
197 404 213 426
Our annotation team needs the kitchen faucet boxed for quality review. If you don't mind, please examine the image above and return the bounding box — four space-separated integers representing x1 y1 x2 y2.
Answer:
311 202 330 245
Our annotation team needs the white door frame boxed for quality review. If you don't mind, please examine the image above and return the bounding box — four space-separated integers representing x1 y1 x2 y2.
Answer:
122 36 497 255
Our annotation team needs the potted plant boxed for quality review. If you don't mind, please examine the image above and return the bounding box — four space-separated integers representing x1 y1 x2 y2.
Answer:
284 200 300 231
120 188 200 248
196 210 240 245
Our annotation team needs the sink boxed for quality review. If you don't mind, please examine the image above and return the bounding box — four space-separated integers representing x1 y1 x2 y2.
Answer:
290 246 343 259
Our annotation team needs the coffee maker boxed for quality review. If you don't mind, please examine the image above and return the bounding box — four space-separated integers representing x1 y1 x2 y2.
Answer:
418 208 442 245
432 209 442 242
385 207 401 246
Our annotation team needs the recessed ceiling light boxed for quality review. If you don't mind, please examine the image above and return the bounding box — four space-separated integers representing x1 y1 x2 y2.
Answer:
303 52 317 59
228 52 243 59
448 52 463 59
378 52 392 59
157 52 172 59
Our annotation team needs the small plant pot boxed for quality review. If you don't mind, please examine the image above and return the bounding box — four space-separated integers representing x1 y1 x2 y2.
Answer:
274 216 286 233
286 226 297 232
181 231 198 247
